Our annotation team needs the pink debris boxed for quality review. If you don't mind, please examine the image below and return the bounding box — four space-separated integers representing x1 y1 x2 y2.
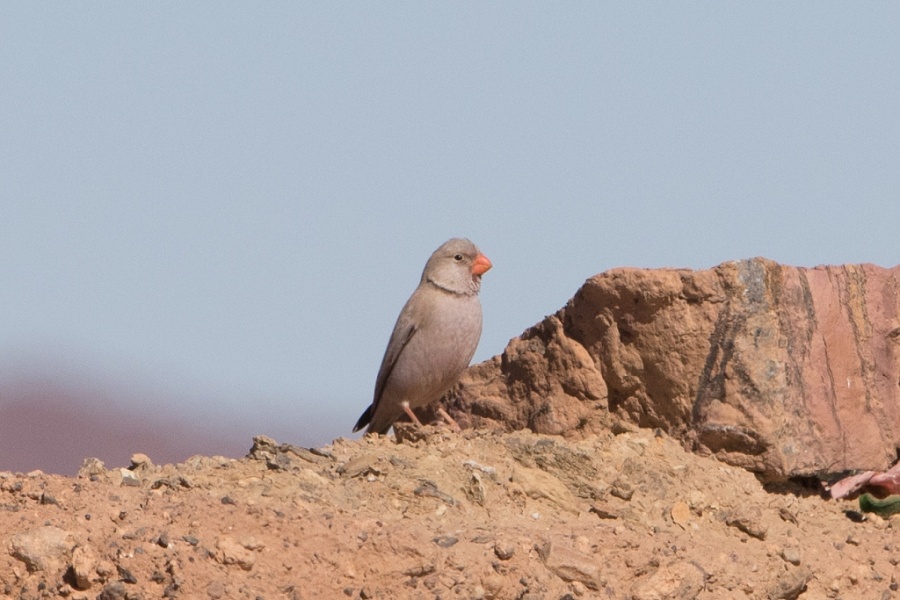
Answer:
829 461 900 500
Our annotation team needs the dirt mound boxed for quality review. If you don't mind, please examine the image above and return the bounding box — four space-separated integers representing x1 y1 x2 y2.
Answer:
2 428 896 599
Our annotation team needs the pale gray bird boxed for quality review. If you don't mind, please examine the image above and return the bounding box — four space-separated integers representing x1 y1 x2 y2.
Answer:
353 238 492 435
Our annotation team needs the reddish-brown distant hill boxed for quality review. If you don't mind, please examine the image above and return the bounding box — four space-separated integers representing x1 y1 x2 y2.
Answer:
0 379 251 475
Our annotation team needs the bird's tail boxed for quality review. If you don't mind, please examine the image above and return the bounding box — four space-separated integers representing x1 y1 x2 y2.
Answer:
352 405 373 433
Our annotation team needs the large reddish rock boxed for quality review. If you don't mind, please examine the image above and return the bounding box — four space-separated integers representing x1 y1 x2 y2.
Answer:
441 258 900 481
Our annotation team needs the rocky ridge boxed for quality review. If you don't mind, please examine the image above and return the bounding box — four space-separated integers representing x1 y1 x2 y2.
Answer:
2 429 897 600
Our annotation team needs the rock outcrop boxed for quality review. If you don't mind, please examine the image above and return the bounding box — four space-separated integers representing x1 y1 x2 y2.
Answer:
440 258 900 481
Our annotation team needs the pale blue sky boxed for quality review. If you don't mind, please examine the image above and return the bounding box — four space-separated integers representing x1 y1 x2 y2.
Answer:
2 4 899 450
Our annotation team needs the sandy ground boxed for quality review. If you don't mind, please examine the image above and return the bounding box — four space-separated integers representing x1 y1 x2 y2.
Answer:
1 427 897 599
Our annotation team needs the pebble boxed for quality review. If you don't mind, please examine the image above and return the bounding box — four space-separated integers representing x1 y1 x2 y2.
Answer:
119 469 141 487
671 501 691 528
130 453 154 469
725 507 768 540
494 540 516 560
631 561 705 600
432 535 458 548
71 545 97 590
536 538 603 591
206 581 226 599
781 547 801 566
216 537 256 571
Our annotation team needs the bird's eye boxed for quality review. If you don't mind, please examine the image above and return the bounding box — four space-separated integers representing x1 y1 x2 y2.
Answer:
453 254 463 261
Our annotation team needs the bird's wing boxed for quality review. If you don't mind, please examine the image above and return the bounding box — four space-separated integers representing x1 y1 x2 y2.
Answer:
352 303 420 432
372 313 418 413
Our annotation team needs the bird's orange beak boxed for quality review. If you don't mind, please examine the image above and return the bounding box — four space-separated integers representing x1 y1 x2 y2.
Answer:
471 253 492 276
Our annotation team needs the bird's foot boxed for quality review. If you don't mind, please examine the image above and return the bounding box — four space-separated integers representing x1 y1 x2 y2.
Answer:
437 408 462 432
401 401 425 428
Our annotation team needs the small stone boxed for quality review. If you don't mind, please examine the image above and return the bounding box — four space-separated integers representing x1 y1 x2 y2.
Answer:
216 536 256 571
402 563 435 577
413 480 456 505
77 458 106 479
39 492 58 506
725 507 768 540
536 539 603 590
71 545 98 590
768 567 811 600
119 469 140 487
844 510 867 523
96 582 127 600
848 563 869 584
130 453 153 469
339 455 383 479
781 547 801 566
9 525 75 573
494 540 515 560
610 481 634 501
239 536 264 551
207 580 226 599
151 475 193 490
96 560 116 578
779 507 799 525
481 574 504 597
266 452 294 471
589 505 619 520
465 472 487 505
121 527 147 541
671 501 691 528
116 564 137 584
631 560 705 600
432 535 458 548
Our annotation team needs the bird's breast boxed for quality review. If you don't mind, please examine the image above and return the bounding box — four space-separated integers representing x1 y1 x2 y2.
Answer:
385 294 482 407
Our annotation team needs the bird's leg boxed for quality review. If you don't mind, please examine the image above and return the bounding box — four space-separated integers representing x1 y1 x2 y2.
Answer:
401 401 424 427
437 407 462 432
